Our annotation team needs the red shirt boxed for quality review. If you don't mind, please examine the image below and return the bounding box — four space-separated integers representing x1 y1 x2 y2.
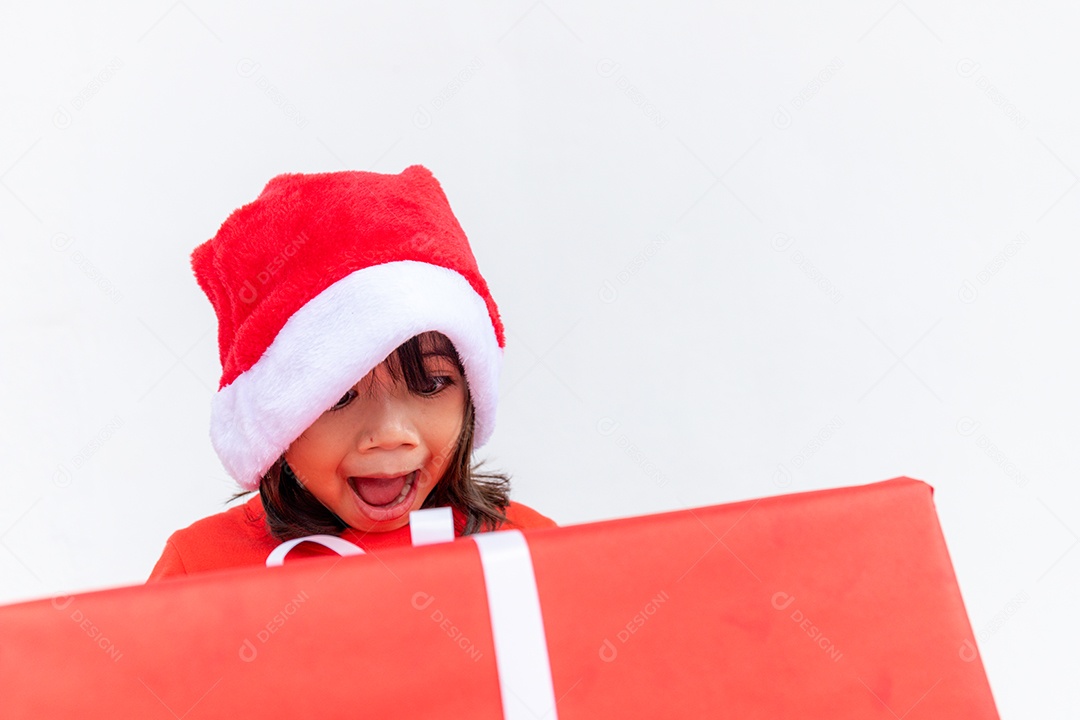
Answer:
147 494 557 582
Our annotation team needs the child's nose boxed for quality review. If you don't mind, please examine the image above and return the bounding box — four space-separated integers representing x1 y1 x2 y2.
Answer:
354 411 419 452
351 378 420 452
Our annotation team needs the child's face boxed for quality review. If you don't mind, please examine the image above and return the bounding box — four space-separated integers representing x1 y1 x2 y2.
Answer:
283 334 467 533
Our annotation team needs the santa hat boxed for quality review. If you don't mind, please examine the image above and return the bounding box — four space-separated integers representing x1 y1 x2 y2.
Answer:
191 165 506 491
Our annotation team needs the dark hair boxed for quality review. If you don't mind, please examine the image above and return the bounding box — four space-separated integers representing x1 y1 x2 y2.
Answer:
228 331 511 540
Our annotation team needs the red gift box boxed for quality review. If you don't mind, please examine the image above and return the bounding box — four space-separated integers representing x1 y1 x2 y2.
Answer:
0 476 1000 718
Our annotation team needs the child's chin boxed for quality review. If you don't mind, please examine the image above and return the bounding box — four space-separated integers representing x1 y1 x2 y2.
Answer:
348 515 410 533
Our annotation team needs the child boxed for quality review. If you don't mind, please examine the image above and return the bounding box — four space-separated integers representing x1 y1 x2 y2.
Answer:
147 165 556 581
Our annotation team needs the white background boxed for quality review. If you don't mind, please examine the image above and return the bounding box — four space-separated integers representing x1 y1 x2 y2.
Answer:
2 2 1077 715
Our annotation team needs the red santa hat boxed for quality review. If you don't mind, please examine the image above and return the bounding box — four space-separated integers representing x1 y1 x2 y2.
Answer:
191 165 506 491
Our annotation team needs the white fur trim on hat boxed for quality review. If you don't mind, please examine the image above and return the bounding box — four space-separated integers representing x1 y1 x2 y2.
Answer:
210 260 503 490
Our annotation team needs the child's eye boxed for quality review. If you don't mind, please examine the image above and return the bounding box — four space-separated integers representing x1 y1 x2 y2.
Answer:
327 375 452 412
419 375 454 397
328 389 357 412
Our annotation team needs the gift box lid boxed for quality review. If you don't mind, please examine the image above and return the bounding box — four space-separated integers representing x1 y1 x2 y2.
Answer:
0 476 1000 719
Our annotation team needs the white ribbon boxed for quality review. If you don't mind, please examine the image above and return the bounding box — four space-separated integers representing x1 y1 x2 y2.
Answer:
472 530 558 720
263 509 558 719
264 507 457 567
265 533 366 567
410 506 455 546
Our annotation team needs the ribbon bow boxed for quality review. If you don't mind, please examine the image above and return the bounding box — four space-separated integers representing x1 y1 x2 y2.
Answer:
263 507 559 719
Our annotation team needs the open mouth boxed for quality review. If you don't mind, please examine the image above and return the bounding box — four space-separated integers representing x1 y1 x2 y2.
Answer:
347 470 420 522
